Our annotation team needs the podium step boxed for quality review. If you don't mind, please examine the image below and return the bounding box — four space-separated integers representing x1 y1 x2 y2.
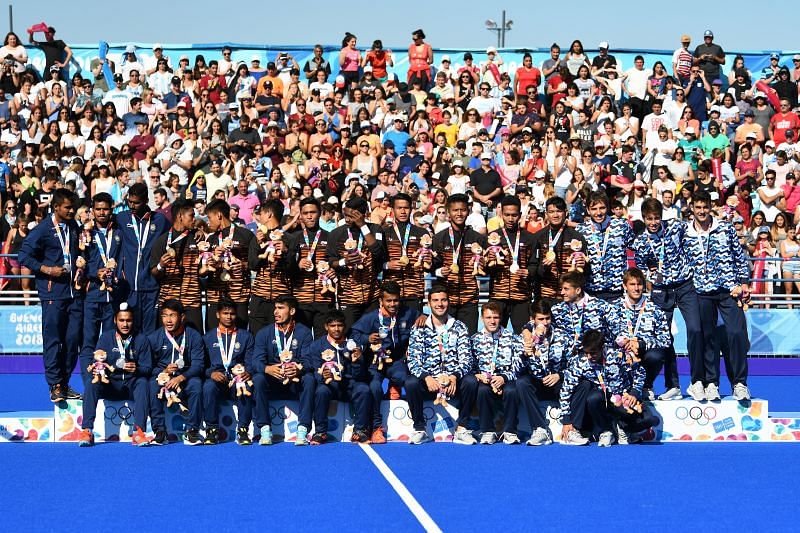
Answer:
0 411 54 442
769 412 800 441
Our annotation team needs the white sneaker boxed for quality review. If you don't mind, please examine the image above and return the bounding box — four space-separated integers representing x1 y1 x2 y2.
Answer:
598 431 615 447
705 383 721 401
453 427 477 445
658 387 683 401
687 381 706 401
560 429 589 446
526 427 553 446
501 432 520 445
259 425 273 446
616 423 629 445
480 432 497 445
409 430 433 445
733 383 751 401
642 387 655 401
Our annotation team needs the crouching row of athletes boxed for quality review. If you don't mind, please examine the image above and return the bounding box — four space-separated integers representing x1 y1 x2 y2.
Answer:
78 266 666 448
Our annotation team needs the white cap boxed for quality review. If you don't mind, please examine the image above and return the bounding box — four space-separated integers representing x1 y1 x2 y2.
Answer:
327 196 339 204
335 75 346 87
766 140 776 147
633 179 646 188
522 127 533 133
312 188 324 199
452 159 464 167
684 126 696 135
360 120 371 128
480 152 492 160
180 54 189 61
363 65 373 72
441 55 451 63
152 43 163 50
266 121 279 129
96 159 109 167
534 169 546 178
599 41 609 49
125 44 136 54
746 132 757 139
709 105 721 113
486 46 497 55
250 54 260 62
420 214 434 225
22 161 33 169
44 161 59 169
594 138 608 148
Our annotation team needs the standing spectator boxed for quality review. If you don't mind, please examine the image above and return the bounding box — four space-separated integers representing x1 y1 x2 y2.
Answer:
623 55 651 120
27 25 72 78
693 30 725 87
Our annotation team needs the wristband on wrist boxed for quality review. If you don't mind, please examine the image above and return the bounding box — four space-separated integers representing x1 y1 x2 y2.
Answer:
338 259 346 268
360 225 371 236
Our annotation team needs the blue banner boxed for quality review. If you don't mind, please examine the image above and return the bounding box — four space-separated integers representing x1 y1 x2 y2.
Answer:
0 306 42 355
21 43 800 86
672 309 800 356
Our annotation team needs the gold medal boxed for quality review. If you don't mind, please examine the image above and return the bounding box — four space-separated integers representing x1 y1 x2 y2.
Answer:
399 255 409 266
220 271 231 282
166 247 176 257
450 263 459 274
545 250 556 262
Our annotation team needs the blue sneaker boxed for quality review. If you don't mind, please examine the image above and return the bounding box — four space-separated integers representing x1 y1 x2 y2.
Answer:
259 425 273 445
295 425 308 446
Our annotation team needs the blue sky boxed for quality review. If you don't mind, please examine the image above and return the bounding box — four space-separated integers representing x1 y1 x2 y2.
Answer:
10 0 800 52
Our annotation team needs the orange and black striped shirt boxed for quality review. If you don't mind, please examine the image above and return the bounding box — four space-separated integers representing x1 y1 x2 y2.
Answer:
247 227 292 301
150 229 202 308
487 227 537 302
327 223 384 306
431 226 487 306
287 226 334 305
205 225 254 304
382 222 428 300
530 225 589 301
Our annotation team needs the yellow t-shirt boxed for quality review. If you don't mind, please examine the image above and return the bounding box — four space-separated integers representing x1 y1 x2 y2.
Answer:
434 123 459 147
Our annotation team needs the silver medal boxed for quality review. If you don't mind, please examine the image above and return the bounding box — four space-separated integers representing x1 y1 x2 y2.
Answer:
509 262 520 274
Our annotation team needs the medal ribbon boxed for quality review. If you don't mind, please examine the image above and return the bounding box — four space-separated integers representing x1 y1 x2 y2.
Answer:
94 226 113 265
217 328 237 370
394 222 411 257
165 329 186 364
130 212 151 256
347 229 364 254
115 333 131 365
303 228 322 263
625 296 647 337
276 323 295 354
52 216 70 267
501 227 520 266
448 228 462 267
548 226 563 251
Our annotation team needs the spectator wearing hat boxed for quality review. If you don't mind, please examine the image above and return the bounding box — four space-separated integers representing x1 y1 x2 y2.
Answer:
734 109 765 145
28 25 72 79
256 61 284 98
591 41 617 79
457 52 481 85
773 68 798 110
470 152 503 211
777 129 799 162
701 120 731 162
693 30 726 85
102 73 130 118
162 76 189 121
119 44 144 83
760 53 782 84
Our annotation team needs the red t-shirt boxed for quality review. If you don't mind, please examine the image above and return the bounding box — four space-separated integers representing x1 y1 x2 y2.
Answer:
366 50 390 79
783 184 800 212
735 158 760 186
199 75 227 104
770 112 800 144
515 66 542 95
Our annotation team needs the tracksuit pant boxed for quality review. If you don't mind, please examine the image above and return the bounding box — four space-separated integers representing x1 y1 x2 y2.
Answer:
476 380 519 433
495 299 531 334
251 372 316 429
568 380 612 439
297 302 334 338
368 361 408 431
641 348 669 390
80 299 115 383
81 376 149 431
651 279 702 389
149 375 202 431
515 373 560 431
404 374 478 432
202 378 253 430
41 298 84 387
127 290 158 335
698 290 749 386
248 295 275 336
450 302 479 334
609 403 660 435
314 376 372 433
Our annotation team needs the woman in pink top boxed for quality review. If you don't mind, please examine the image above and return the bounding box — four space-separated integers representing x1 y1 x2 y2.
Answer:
407 29 433 90
339 32 361 89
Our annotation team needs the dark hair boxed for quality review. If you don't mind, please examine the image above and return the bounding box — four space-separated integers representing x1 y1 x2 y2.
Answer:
324 309 346 325
545 196 567 212
412 29 426 40
216 296 237 313
641 197 663 217
299 197 321 210
428 284 449 300
446 193 470 208
482 300 503 316
51 188 75 207
583 329 604 355
587 191 610 210
206 199 230 219
342 32 356 48
499 194 521 209
262 199 285 220
381 280 402 297
691 190 713 206
531 299 551 317
128 182 149 201
560 270 585 289
391 192 413 207
161 298 185 315
345 196 369 214
170 199 193 220
275 294 299 311
623 267 646 285
92 192 113 207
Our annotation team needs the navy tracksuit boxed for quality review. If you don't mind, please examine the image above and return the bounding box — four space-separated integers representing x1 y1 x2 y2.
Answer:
80 223 124 382
202 327 255 430
306 335 372 434
81 330 152 431
633 219 701 390
249 322 315 430
18 216 84 387
470 328 523 434
148 326 205 431
516 321 565 432
351 305 420 432
116 210 169 334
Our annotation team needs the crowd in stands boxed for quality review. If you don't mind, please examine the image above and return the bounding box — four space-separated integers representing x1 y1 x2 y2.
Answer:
1 25 793 447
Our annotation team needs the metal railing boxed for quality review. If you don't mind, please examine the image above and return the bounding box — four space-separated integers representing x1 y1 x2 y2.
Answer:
2 254 799 308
